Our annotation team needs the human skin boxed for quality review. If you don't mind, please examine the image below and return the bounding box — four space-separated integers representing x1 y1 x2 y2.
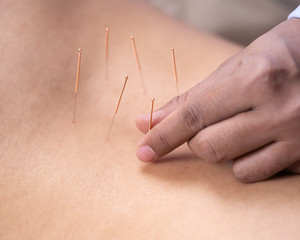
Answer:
136 18 300 183
1 0 300 239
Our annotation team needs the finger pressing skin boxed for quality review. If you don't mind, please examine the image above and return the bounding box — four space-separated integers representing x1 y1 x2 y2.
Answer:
135 73 220 134
188 108 275 163
232 141 299 183
135 95 182 134
136 76 252 162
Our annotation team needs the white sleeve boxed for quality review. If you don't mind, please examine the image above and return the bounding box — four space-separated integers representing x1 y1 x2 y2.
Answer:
288 5 300 19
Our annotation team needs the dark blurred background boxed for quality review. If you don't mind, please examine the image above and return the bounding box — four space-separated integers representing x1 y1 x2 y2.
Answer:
147 0 299 45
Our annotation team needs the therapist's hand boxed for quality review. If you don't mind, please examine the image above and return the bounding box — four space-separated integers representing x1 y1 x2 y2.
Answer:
135 19 300 183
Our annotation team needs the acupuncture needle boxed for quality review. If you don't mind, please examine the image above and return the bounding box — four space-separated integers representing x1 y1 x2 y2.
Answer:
105 28 109 60
106 76 129 140
171 48 179 96
149 98 155 131
130 36 147 93
104 28 110 80
72 48 82 124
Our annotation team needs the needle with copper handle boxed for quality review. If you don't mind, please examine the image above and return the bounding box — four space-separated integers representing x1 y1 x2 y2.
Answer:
130 36 146 93
107 76 129 140
72 48 82 124
104 28 110 80
105 28 109 60
149 98 155 131
171 48 179 95
131 36 141 71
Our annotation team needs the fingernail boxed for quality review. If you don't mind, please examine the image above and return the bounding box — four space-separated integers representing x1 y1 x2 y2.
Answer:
136 145 157 162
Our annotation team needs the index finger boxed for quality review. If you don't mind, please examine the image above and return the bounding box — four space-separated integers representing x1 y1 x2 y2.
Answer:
136 74 251 162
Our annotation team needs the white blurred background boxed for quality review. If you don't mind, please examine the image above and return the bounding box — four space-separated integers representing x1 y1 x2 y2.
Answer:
147 0 299 45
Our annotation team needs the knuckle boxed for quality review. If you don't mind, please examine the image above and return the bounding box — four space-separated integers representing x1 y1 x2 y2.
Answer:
286 96 300 122
169 95 181 107
180 103 206 133
266 89 300 132
181 91 190 103
217 55 237 72
171 91 190 106
247 55 288 93
232 164 254 183
156 130 173 155
164 92 190 110
189 136 220 163
160 96 180 112
255 55 273 78
251 56 272 85
277 102 300 130
232 162 264 183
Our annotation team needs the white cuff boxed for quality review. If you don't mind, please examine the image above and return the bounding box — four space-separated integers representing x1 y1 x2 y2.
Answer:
288 5 300 19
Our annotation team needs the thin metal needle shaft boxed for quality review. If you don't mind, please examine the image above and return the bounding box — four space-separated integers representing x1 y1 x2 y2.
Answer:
149 98 155 131
72 48 82 124
107 76 129 140
131 36 147 93
131 36 141 71
171 48 179 95
105 28 109 60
